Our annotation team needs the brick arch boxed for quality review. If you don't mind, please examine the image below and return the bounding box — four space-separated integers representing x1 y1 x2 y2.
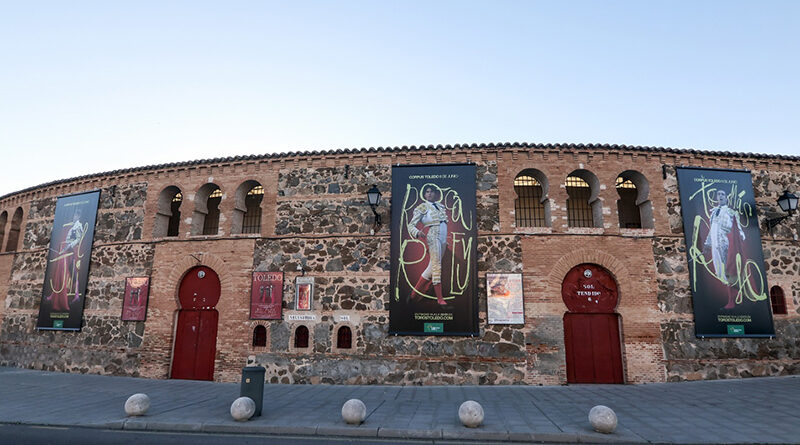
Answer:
165 253 234 305
547 249 631 307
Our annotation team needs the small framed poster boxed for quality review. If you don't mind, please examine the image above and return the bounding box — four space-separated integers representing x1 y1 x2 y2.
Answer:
486 273 524 324
122 277 150 321
295 276 314 311
250 271 283 320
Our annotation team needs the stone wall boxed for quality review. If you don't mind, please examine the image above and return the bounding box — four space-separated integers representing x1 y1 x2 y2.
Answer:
0 184 151 375
655 167 800 382
0 145 798 385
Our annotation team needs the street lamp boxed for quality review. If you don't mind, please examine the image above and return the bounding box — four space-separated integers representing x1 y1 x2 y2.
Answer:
766 190 798 235
366 185 382 228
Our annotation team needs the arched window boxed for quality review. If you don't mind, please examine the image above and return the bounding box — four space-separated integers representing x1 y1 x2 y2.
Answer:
203 188 222 235
153 186 182 238
616 177 641 228
770 286 787 315
294 325 309 348
514 169 549 227
4 207 23 252
168 193 182 236
0 211 7 251
242 186 263 234
252 325 267 347
191 184 222 236
616 171 653 229
566 171 602 228
232 181 263 234
336 326 352 349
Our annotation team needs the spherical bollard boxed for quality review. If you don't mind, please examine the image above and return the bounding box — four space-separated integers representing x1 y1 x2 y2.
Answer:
458 400 484 428
230 396 256 422
341 399 367 425
124 393 150 417
589 405 617 434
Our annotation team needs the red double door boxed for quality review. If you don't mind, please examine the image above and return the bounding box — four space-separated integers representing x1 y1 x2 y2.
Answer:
561 264 624 384
171 266 221 381
563 313 623 384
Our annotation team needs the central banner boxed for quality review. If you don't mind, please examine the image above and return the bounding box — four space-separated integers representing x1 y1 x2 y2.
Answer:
390 164 479 336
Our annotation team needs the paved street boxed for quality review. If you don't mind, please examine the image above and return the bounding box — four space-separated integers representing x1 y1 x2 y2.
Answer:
0 367 798 444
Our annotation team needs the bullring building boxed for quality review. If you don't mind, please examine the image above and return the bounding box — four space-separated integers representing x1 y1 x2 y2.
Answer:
0 142 797 385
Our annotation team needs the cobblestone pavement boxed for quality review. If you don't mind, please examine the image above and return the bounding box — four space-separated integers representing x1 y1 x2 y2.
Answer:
0 367 798 444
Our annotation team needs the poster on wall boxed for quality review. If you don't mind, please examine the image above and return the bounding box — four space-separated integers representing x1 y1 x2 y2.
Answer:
676 167 774 337
36 190 101 331
486 273 524 324
250 271 283 319
389 164 479 336
295 276 314 311
121 277 150 321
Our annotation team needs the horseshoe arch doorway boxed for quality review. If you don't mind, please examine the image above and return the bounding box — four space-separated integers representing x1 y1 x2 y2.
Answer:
171 265 221 381
561 263 624 384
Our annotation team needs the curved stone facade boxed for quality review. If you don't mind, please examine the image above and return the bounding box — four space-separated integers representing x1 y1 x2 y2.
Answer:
0 143 797 384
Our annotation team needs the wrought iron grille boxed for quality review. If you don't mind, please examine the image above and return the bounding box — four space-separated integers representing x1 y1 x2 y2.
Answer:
202 189 222 235
242 186 263 234
566 176 593 227
514 175 546 227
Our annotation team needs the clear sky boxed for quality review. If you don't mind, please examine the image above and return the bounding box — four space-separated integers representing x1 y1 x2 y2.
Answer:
1 1 798 196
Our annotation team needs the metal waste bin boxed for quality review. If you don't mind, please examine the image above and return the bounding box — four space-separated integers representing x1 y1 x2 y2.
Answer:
240 366 266 417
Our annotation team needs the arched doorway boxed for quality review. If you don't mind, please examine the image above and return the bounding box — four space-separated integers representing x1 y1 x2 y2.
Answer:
561 264 624 384
171 265 221 380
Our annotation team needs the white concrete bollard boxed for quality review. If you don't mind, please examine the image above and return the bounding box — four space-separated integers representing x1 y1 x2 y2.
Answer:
589 405 618 433
230 396 256 421
341 398 367 425
124 393 150 416
458 400 484 428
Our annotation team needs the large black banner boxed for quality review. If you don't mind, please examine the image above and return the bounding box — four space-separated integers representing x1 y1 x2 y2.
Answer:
390 164 478 336
37 190 100 331
676 167 774 337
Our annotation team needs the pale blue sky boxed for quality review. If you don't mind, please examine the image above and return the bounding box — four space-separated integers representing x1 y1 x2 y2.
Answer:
1 1 798 196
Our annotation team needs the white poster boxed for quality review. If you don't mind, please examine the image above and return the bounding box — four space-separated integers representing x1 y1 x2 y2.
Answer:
487 273 524 324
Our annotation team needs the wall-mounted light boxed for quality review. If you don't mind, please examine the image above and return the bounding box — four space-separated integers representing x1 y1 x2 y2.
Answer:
766 190 798 235
366 184 382 228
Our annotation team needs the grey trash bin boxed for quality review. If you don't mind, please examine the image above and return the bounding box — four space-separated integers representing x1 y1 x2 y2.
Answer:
240 366 266 416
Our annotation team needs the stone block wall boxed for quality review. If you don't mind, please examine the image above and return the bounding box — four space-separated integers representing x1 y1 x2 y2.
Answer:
656 167 800 382
0 183 152 375
0 145 797 386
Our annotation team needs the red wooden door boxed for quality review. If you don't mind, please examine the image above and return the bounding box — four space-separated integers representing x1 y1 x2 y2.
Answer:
563 313 623 384
171 266 220 381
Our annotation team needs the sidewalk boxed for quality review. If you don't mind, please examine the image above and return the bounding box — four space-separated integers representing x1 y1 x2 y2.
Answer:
0 366 798 444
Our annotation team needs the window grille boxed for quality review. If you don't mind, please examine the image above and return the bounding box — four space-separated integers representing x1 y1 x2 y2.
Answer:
167 192 182 237
770 286 787 315
616 177 641 228
252 325 267 347
566 176 593 227
242 186 263 234
294 325 309 348
336 326 352 349
202 189 222 235
514 175 546 227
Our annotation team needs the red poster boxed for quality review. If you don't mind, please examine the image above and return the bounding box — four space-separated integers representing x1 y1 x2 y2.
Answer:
122 277 150 321
250 272 283 319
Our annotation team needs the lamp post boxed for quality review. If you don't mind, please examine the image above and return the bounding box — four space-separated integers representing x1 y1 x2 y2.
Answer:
766 190 798 235
366 185 382 228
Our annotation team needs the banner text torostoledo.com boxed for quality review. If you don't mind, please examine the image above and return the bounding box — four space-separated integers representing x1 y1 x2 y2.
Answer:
676 167 774 337
389 164 478 336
